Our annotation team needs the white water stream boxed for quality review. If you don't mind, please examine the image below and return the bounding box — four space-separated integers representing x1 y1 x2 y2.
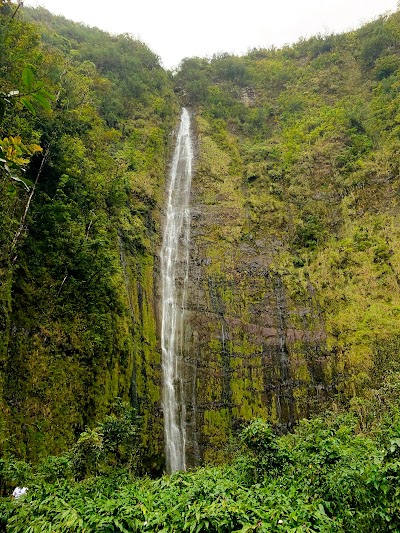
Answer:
161 108 193 473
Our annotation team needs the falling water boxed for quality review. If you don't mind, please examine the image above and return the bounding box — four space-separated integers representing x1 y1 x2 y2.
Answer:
161 108 193 473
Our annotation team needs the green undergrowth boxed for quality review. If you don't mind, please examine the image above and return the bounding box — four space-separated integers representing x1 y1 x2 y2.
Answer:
2 371 400 532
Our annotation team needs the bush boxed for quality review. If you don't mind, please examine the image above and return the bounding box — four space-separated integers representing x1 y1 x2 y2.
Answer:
69 400 140 479
37 454 72 483
0 457 31 497
239 419 286 482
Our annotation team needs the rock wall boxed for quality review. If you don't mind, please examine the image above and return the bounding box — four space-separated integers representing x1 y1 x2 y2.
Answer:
181 116 333 464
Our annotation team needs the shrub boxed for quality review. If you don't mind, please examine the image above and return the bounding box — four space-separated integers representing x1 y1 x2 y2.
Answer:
239 419 286 482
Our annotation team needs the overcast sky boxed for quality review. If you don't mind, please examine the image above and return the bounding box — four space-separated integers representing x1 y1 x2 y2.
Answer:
26 0 398 69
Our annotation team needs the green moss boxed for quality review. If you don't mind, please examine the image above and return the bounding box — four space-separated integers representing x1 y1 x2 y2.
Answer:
203 408 231 463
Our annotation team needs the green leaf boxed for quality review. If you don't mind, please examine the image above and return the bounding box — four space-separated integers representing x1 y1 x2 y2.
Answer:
21 97 36 115
36 86 55 101
9 175 32 191
32 91 51 110
318 503 326 515
234 525 258 532
22 67 35 91
6 183 17 197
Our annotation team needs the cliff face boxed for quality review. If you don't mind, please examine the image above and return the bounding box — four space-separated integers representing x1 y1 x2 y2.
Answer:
3 242 163 464
182 117 400 462
183 117 331 463
3 4 400 470
177 11 400 463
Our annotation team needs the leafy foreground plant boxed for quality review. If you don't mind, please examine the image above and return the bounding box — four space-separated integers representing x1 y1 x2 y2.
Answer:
0 468 337 532
2 413 400 532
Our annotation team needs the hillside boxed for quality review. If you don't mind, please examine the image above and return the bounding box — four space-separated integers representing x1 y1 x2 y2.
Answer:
174 12 400 461
1 0 400 475
0 1 179 467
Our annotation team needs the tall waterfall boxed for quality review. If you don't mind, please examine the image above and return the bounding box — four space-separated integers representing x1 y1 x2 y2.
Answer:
161 108 193 473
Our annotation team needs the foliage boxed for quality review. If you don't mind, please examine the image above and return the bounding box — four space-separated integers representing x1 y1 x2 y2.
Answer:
175 7 400 446
0 456 31 496
0 134 41 192
0 0 179 465
3 386 400 531
70 400 140 479
239 419 286 483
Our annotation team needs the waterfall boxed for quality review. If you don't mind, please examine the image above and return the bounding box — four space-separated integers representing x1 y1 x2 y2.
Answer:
161 108 193 473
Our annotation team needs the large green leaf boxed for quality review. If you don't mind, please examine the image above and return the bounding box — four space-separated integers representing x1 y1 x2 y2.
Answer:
32 90 51 110
21 96 36 115
22 66 35 91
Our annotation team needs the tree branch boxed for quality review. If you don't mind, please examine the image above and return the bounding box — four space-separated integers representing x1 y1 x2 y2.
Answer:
11 142 51 255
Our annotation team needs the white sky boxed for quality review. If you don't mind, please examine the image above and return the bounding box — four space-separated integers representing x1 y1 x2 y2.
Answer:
26 0 398 69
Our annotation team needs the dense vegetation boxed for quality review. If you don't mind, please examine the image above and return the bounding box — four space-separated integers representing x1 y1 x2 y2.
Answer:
173 8 400 454
0 0 179 465
1 369 400 531
3 0 400 529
